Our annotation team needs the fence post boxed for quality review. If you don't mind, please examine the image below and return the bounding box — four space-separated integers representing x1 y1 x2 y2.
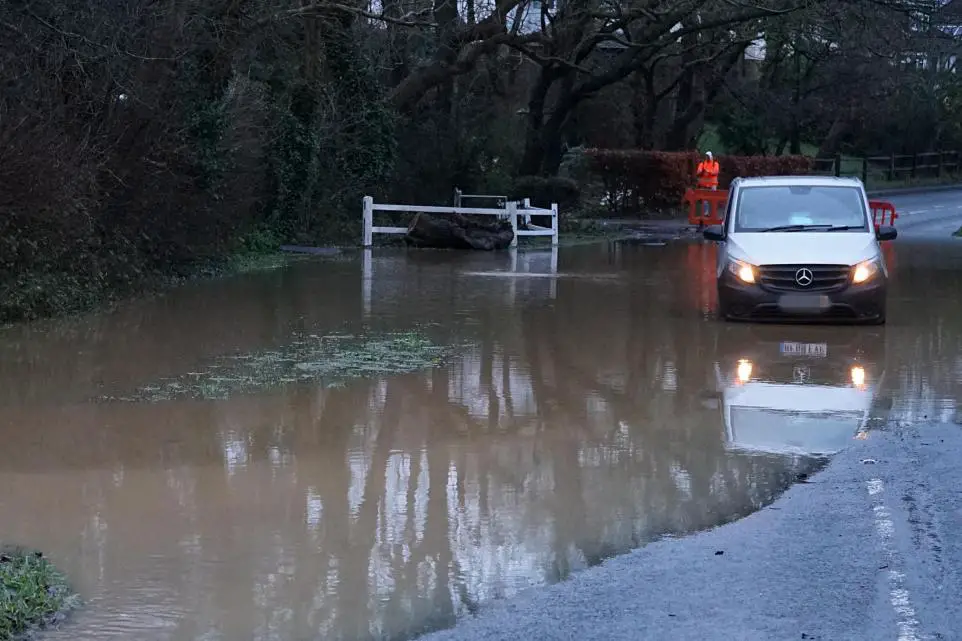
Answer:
362 196 374 247
937 152 943 178
550 203 559 246
861 157 868 185
911 153 917 179
508 201 519 248
834 153 841 177
453 187 462 207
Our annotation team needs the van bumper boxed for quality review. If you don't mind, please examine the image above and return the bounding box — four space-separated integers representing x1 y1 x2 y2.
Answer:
718 273 887 323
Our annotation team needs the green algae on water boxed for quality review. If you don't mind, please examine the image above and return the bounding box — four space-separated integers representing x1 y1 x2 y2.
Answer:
0 546 79 641
106 330 449 402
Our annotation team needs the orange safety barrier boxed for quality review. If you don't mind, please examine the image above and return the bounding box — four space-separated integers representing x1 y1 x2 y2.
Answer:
682 190 898 231
683 188 727 226
868 200 898 230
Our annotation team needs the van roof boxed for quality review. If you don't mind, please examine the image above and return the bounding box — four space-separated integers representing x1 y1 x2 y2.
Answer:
733 175 864 188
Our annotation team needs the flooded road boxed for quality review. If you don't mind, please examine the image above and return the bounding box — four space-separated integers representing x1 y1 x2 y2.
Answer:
1 237 961 641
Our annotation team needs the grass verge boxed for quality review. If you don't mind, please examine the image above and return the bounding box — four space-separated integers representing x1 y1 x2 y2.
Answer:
1 546 79 641
101 329 452 402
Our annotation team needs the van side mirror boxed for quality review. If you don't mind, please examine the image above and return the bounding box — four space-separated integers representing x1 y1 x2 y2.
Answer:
876 226 897 241
703 225 725 242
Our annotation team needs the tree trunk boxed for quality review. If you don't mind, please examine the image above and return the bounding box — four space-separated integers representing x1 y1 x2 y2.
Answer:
523 79 578 176
634 68 660 149
816 102 854 157
541 111 569 175
775 136 789 156
519 68 557 176
790 46 802 155
665 33 697 151
433 0 458 126
405 213 514 250
666 46 747 151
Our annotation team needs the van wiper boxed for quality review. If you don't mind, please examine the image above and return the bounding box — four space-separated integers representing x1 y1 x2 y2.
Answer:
757 224 835 232
823 225 865 231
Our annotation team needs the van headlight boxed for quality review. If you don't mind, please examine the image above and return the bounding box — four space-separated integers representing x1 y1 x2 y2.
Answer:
727 259 756 284
852 257 881 284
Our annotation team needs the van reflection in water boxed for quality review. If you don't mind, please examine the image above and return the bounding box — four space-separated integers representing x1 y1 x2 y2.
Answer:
713 326 886 457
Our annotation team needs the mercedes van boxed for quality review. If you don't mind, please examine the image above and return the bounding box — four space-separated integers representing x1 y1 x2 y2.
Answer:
702 176 897 324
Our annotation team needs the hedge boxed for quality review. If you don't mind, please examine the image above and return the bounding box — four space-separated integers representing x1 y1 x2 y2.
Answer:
510 175 581 210
584 149 815 214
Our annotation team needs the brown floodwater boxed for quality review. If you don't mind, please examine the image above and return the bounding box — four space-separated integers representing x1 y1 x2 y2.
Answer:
1 237 961 640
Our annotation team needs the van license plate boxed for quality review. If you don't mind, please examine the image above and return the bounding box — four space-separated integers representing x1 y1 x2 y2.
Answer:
780 341 828 357
778 294 830 311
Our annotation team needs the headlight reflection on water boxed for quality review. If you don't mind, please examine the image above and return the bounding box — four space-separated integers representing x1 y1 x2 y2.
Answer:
851 365 866 388
736 359 753 383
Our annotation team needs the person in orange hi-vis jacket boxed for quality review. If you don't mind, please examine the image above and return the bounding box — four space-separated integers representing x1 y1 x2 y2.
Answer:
696 151 720 190
695 150 721 218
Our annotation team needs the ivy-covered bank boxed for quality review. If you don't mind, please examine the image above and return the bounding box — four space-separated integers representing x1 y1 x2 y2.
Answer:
1 546 79 640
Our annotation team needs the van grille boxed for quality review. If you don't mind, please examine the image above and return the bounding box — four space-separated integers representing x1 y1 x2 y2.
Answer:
757 264 851 292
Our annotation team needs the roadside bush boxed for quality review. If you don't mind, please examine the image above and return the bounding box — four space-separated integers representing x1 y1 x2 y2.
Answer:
721 155 816 187
584 149 814 214
584 150 697 214
510 176 582 210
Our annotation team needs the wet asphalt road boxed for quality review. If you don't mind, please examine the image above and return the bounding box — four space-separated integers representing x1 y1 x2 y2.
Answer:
416 189 962 641
872 186 962 237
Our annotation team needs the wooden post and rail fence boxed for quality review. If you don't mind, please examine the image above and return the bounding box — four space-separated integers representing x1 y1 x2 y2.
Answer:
815 150 962 185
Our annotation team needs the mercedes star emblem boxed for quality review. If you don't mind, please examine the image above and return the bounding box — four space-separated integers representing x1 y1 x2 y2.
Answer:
795 268 814 287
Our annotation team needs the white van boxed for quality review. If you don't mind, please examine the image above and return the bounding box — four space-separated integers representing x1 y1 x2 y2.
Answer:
702 175 897 324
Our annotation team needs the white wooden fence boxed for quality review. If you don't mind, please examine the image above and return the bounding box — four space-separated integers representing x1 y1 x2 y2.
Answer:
452 188 506 210
361 195 559 248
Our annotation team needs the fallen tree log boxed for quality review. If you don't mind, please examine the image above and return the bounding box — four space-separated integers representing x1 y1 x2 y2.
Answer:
405 212 514 250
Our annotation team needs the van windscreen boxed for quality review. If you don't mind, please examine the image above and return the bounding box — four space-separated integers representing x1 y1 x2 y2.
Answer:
734 185 869 232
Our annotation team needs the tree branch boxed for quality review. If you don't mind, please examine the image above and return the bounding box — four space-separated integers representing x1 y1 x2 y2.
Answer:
262 2 438 28
655 39 753 101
